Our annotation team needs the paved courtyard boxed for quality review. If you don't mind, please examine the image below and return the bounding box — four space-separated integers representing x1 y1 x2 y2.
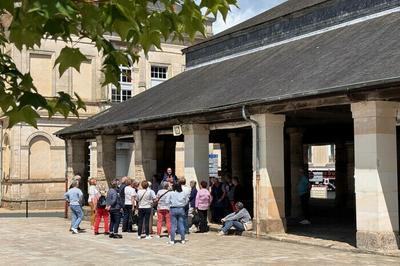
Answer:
0 217 399 265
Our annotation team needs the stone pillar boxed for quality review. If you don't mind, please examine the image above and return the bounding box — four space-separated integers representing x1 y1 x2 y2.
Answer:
183 124 209 184
335 142 348 208
175 142 185 178
229 133 243 178
96 135 116 185
346 142 355 209
251 113 286 234
66 139 86 184
220 142 229 177
287 128 303 218
134 130 157 181
351 101 399 250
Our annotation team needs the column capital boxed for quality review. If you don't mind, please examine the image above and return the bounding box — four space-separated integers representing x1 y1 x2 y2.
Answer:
250 113 285 126
351 101 398 119
182 124 209 135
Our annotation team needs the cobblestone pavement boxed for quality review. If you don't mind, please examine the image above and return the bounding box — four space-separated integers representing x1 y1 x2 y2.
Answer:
0 217 399 266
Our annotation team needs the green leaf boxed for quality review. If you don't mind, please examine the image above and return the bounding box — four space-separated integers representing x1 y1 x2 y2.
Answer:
0 0 14 13
6 106 40 128
19 92 47 109
55 47 87 77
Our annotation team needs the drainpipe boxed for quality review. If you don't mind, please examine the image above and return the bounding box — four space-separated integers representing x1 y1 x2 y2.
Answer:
64 139 69 219
241 106 260 238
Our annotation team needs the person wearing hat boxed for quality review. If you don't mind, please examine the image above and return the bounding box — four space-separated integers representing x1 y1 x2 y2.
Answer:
218 202 251 235
106 179 123 239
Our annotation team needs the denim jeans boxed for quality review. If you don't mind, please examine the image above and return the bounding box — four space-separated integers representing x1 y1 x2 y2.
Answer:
221 220 244 233
184 204 189 233
109 209 122 234
122 205 133 232
138 208 152 236
70 205 83 230
170 207 186 242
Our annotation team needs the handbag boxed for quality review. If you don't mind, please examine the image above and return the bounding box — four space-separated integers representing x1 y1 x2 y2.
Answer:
243 221 253 231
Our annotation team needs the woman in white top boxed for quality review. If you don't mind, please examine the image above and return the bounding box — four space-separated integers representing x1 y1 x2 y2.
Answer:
123 179 137 232
88 178 99 229
135 180 156 239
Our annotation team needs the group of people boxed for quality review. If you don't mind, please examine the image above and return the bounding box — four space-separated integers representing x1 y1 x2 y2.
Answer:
63 168 253 244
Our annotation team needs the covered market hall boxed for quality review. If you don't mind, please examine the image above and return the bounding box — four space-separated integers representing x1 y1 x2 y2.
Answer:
57 0 400 251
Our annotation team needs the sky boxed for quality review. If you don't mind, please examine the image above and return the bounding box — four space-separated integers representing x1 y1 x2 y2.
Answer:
213 0 287 34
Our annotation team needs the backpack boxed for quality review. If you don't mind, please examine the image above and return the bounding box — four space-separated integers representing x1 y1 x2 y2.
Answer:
97 195 107 209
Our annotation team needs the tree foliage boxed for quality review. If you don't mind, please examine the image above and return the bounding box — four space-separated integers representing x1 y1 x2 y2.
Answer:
0 0 237 127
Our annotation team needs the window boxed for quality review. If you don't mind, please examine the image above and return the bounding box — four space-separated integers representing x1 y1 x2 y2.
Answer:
151 65 168 87
109 66 133 102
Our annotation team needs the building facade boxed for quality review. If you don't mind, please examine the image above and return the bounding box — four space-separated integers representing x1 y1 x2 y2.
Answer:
58 0 400 251
0 18 213 208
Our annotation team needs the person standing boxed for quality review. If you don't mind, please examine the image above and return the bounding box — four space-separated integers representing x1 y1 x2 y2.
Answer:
210 177 227 223
179 178 191 233
87 178 99 229
195 180 212 233
136 180 156 239
94 186 109 235
106 179 123 239
188 180 197 230
64 180 83 234
123 179 136 232
155 182 172 237
168 183 189 245
298 169 311 225
224 175 235 212
162 167 178 185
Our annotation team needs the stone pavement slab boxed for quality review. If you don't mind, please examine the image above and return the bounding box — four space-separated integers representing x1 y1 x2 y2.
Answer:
0 217 399 265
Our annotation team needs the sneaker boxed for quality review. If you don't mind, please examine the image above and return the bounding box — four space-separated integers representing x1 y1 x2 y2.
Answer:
137 236 141 240
94 232 100 235
181 240 186 245
109 233 114 238
155 235 161 238
71 228 78 234
167 240 175 245
217 231 225 236
145 235 152 240
116 234 123 239
299 219 311 225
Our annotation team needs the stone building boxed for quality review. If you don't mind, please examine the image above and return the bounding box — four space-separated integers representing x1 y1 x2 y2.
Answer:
0 7 213 209
58 0 400 251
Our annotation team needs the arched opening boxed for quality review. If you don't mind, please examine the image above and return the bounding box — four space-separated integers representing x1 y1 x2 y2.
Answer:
29 136 51 179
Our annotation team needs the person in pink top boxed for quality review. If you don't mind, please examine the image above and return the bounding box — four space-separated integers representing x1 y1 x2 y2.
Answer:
195 180 212 233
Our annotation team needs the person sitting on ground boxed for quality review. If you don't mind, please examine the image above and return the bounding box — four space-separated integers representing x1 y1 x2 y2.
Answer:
136 180 156 239
64 180 83 234
155 181 172 238
195 180 212 233
106 179 123 239
94 186 109 235
218 202 251 236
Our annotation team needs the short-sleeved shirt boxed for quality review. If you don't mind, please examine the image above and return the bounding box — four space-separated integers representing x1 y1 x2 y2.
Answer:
136 188 156 209
124 186 136 205
156 189 171 210
88 185 99 203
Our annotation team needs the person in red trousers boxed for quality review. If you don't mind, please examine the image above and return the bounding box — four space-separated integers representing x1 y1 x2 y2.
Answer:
94 188 110 235
155 182 172 237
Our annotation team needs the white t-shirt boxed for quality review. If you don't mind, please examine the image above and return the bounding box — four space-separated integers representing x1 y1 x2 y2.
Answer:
88 185 99 203
182 185 191 202
124 186 136 205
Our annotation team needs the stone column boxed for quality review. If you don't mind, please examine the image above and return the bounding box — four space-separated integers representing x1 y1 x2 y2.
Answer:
66 139 86 184
183 124 209 184
287 128 304 218
134 130 157 181
351 101 399 250
346 142 355 209
229 133 243 178
175 142 185 178
335 142 348 208
251 113 286 234
96 135 116 185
